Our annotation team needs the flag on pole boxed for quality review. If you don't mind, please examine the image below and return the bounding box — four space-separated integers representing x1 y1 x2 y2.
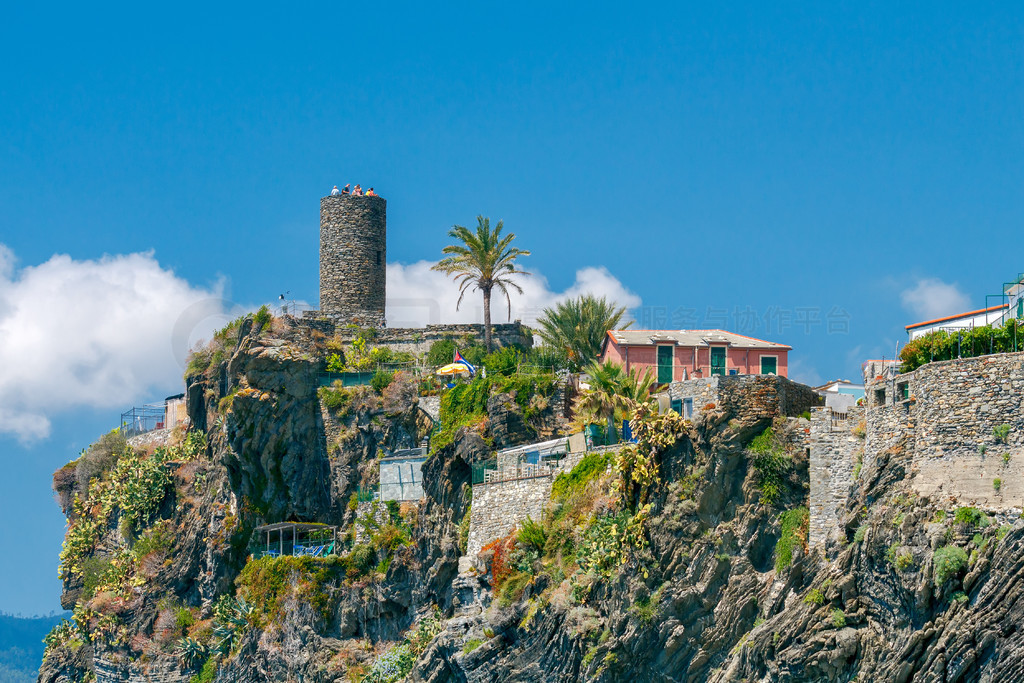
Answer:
453 349 476 376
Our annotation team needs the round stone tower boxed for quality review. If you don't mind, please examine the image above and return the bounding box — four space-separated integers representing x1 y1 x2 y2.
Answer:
319 194 386 327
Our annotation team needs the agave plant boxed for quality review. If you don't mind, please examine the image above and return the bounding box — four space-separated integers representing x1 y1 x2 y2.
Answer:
176 637 209 668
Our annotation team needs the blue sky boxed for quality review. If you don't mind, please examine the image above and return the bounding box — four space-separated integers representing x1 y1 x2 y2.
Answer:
2 1 1023 614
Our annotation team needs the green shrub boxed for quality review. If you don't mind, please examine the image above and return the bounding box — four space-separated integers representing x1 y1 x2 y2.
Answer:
370 369 396 394
326 352 346 372
994 424 1012 444
954 507 988 528
895 550 915 571
994 478 1003 492
830 609 846 628
774 507 809 572
951 591 969 604
318 383 354 413
462 638 483 655
517 517 547 554
498 571 533 607
189 658 217 683
978 444 988 456
236 555 344 627
899 320 1024 372
134 521 175 558
253 305 272 330
362 642 415 683
80 557 114 600
483 346 522 376
749 428 790 505
803 589 825 606
426 338 457 367
551 452 611 503
853 526 866 543
1003 452 1012 465
933 546 969 587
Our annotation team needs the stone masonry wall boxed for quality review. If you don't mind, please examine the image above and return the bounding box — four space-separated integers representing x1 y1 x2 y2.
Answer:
466 448 608 557
667 375 823 422
319 194 386 328
296 319 534 357
809 405 864 547
467 476 552 556
858 352 1024 511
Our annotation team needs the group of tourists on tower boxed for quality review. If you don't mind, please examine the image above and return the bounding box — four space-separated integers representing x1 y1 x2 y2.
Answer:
330 184 376 197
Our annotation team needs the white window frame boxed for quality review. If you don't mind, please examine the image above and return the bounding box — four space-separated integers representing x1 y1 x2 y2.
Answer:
760 355 778 375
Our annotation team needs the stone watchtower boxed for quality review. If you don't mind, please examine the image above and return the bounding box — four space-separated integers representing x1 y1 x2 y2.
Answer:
318 194 386 327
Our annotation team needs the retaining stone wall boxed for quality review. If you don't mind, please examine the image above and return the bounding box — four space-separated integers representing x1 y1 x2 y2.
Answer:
354 501 389 544
466 448 607 557
848 352 1024 517
467 476 552 556
667 375 823 422
808 405 864 547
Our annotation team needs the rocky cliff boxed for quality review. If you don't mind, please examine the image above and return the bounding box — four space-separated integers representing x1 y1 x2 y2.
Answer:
39 314 1024 683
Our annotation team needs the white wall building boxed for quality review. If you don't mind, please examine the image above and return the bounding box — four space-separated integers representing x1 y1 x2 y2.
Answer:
905 304 1008 340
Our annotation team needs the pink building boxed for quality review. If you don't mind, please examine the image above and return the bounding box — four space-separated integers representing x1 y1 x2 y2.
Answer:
600 329 790 383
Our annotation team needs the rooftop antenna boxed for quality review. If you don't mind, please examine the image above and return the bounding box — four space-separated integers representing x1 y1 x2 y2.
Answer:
279 291 294 316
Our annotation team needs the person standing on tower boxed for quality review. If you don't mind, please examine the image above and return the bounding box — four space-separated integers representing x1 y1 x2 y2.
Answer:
331 185 341 196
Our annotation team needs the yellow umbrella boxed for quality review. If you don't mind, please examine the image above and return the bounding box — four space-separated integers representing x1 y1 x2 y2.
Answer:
436 363 471 376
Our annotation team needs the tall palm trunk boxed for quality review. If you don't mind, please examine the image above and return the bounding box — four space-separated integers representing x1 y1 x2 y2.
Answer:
482 287 493 351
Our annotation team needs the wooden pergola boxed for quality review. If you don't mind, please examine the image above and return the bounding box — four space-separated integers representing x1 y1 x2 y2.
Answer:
252 522 339 558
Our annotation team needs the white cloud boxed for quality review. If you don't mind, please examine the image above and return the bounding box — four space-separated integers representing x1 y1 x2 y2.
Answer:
900 278 971 321
0 246 235 443
386 262 641 328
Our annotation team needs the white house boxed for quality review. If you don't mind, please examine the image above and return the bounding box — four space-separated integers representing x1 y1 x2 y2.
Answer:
905 304 1008 340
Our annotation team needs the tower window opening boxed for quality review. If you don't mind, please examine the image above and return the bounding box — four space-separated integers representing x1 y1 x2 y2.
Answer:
376 250 382 266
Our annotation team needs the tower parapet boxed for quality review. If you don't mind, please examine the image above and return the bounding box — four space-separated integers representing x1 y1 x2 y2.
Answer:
319 194 386 327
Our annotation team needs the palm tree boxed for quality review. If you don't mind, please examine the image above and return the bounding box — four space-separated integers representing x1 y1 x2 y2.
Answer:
536 295 631 370
432 216 530 351
573 361 656 437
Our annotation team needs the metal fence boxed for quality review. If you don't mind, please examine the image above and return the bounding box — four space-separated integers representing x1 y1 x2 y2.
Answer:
120 404 167 437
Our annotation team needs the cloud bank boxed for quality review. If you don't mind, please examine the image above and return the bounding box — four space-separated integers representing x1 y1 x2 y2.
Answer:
386 262 641 328
0 245 233 442
899 278 972 321
0 246 639 443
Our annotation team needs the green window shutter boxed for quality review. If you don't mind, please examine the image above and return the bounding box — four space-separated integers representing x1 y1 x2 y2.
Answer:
710 347 726 376
760 356 777 375
657 346 674 384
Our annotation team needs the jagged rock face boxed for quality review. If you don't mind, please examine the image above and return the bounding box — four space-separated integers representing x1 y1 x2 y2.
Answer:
42 318 1024 683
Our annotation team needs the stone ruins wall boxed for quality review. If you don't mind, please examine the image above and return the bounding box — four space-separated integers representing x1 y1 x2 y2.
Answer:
319 194 387 328
809 405 864 547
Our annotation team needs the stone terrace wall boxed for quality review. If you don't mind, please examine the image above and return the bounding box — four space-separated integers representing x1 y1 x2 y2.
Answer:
296 320 533 357
667 375 822 422
467 476 552 556
466 448 605 557
809 405 864 548
863 352 1024 509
